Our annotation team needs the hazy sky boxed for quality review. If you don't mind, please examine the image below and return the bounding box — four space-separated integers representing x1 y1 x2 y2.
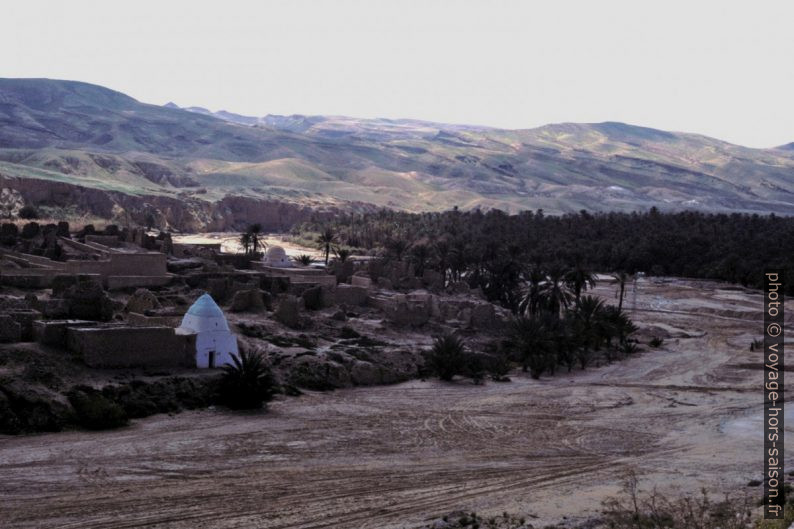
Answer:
3 0 793 148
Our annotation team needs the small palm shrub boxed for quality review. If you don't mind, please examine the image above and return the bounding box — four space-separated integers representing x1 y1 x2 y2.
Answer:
620 341 639 356
427 333 467 381
220 350 277 410
464 353 486 385
649 336 664 348
333 247 352 263
487 351 512 382
293 254 314 266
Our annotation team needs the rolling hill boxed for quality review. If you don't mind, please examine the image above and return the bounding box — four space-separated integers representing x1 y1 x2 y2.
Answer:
1 78 794 230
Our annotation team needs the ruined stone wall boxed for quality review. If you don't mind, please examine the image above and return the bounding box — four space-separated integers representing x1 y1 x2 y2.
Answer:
0 269 58 288
66 326 195 368
59 237 109 257
106 275 171 290
85 235 121 247
64 252 167 277
127 312 181 328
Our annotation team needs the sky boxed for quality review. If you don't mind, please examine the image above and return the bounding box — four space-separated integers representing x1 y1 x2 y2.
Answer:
2 0 793 148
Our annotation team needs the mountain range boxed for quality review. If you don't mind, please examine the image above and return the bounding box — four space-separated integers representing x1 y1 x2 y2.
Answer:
1 78 793 230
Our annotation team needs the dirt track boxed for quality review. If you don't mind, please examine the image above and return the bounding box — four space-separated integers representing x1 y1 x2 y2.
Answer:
0 278 784 528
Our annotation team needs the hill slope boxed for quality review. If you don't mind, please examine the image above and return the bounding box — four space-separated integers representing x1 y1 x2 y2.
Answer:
1 78 794 230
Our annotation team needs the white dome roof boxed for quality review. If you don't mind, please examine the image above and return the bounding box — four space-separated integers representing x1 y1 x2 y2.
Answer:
265 246 287 259
186 293 224 318
180 294 230 332
263 245 292 267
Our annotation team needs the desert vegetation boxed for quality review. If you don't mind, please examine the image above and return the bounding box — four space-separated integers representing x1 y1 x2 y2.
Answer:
239 223 266 256
219 349 277 410
294 208 794 297
600 473 758 529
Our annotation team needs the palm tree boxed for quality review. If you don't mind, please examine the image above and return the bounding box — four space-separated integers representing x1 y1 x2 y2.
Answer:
603 306 637 346
408 242 431 277
247 223 265 255
565 264 597 303
427 333 466 381
220 349 277 410
519 266 547 317
333 247 352 263
554 315 577 372
571 295 606 369
385 236 409 261
239 232 252 255
293 254 314 266
316 227 337 266
431 238 450 286
543 265 573 318
612 271 633 312
510 315 555 378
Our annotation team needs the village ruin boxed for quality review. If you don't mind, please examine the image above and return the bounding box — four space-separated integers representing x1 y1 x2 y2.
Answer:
0 221 505 379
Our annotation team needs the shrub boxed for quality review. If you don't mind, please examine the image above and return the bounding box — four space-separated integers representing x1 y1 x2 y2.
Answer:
649 336 664 348
620 341 639 356
427 333 467 381
67 388 128 430
603 472 754 529
292 254 314 266
219 349 277 410
18 205 39 219
464 353 486 385
339 326 361 339
487 351 512 382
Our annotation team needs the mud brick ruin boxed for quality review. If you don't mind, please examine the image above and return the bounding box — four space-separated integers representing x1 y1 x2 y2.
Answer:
0 221 507 374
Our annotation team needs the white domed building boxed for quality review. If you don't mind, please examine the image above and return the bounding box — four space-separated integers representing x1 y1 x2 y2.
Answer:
263 246 292 268
177 293 239 368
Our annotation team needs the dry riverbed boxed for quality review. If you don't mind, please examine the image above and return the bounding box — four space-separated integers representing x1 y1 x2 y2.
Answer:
172 232 322 258
0 278 784 528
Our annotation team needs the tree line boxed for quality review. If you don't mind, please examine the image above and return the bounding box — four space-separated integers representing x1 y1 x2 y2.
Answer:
294 207 794 300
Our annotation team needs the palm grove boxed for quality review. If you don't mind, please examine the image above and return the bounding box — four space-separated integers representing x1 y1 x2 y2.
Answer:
292 209 731 381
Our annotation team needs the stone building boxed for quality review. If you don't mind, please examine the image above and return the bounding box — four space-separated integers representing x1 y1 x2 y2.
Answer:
177 294 239 368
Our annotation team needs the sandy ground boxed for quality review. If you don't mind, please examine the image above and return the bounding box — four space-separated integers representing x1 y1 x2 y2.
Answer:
173 232 322 258
0 278 786 528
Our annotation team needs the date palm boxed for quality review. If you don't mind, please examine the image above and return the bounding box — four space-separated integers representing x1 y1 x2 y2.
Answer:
239 232 252 255
333 247 352 263
565 264 597 303
427 333 467 381
292 254 314 266
519 266 547 317
316 227 337 265
510 314 555 379
542 265 573 318
571 295 606 369
246 223 266 255
220 349 277 410
612 271 633 312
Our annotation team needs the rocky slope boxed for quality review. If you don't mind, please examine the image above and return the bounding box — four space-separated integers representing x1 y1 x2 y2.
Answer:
2 78 794 229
